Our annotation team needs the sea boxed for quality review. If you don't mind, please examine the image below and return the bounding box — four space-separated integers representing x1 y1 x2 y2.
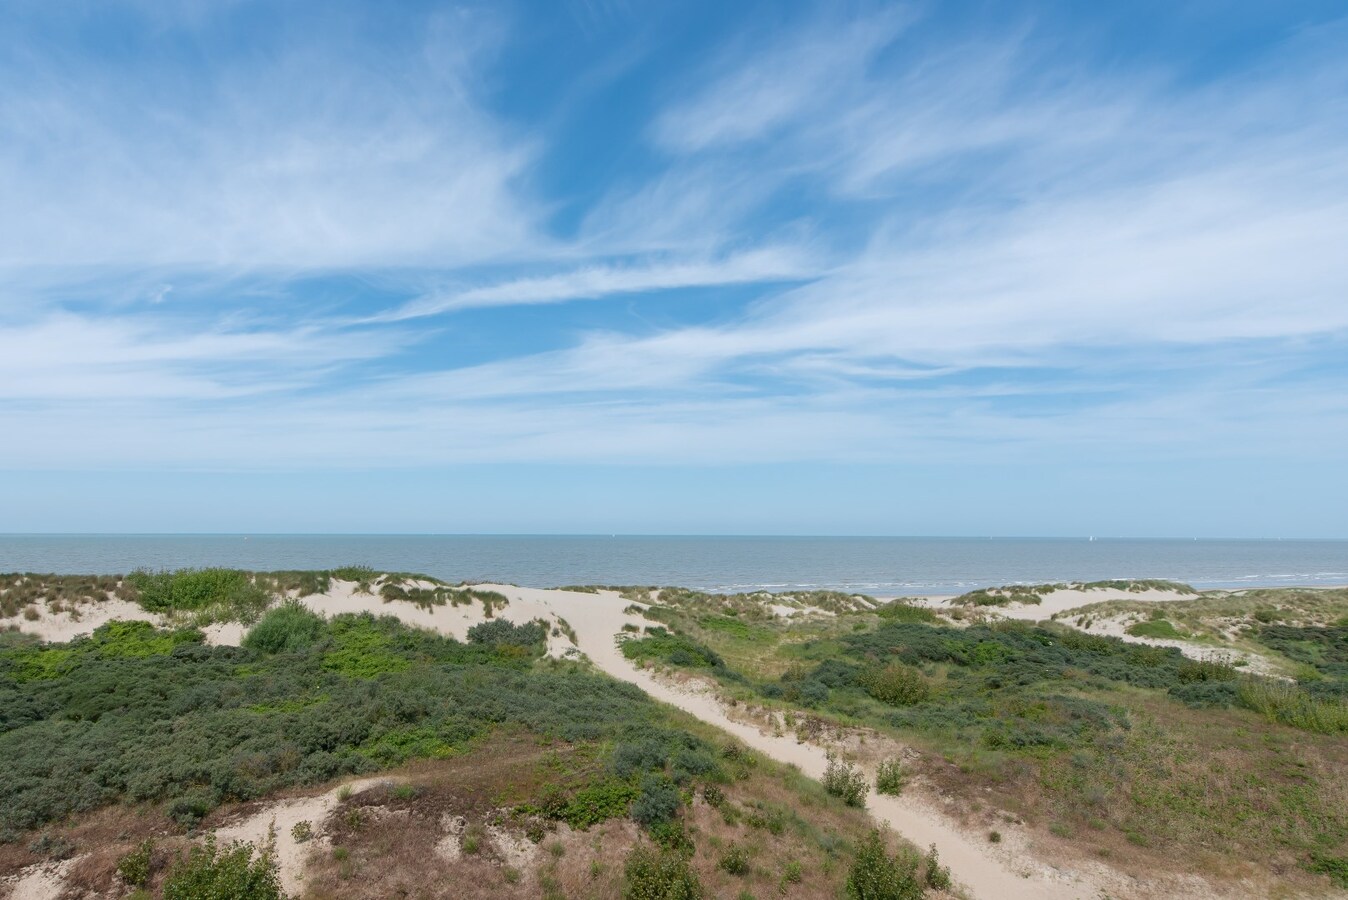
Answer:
0 535 1344 596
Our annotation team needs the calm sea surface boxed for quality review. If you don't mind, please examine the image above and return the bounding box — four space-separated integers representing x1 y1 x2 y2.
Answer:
0 535 1344 595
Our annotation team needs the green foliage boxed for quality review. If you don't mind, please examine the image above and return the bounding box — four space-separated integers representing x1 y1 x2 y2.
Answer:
559 780 640 829
845 830 922 900
858 664 930 706
1256 624 1348 678
875 601 938 624
1307 852 1348 888
823 756 867 808
1237 678 1348 734
127 568 271 622
923 844 951 890
631 775 681 827
162 834 286 900
1126 619 1185 639
243 601 325 654
0 607 699 834
875 758 905 796
954 586 1043 607
117 839 155 887
718 842 750 876
620 628 728 671
623 844 703 900
467 618 547 649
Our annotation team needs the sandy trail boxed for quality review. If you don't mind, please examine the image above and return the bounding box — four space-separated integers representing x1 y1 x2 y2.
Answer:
8 580 1098 898
479 585 1093 900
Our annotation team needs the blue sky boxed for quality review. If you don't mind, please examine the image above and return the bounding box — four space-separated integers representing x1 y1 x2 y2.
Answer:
1 0 1346 536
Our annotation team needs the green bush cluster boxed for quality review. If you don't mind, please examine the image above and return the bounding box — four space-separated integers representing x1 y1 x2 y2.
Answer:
845 830 922 900
0 611 699 835
875 759 905 796
858 664 930 706
623 844 702 900
823 756 867 808
162 835 285 900
243 601 325 654
126 568 271 622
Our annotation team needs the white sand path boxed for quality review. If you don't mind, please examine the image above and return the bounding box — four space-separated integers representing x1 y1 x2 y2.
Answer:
479 585 1094 900
6 580 1102 898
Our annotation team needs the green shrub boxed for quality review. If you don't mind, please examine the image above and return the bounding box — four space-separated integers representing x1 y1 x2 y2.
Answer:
875 601 938 624
783 859 803 883
117 839 155 887
128 568 270 621
244 601 325 654
290 821 312 843
162 835 286 900
859 664 930 706
631 775 681 827
1237 678 1348 734
561 780 639 829
923 844 951 890
823 756 867 808
1307 852 1348 888
1125 619 1185 639
845 830 922 900
719 842 750 876
875 759 905 796
466 619 547 649
623 844 703 900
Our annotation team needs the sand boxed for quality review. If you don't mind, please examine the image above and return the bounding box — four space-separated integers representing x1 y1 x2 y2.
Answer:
4 579 1169 899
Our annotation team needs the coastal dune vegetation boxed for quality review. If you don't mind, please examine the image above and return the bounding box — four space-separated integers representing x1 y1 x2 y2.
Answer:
0 568 952 899
615 583 1348 894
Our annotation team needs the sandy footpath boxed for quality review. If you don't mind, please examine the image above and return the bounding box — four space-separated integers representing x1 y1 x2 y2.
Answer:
490 585 1094 900
7 581 1103 899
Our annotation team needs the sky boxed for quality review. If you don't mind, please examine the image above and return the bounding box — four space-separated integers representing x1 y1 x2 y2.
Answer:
1 0 1346 537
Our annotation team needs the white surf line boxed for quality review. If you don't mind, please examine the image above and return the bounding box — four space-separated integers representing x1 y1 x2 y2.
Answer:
487 585 1094 900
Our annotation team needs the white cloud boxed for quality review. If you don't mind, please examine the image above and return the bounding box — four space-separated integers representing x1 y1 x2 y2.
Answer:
0 4 540 273
377 246 819 320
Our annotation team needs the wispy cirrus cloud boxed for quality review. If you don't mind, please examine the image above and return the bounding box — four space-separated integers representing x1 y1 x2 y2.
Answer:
0 1 1345 496
375 246 819 320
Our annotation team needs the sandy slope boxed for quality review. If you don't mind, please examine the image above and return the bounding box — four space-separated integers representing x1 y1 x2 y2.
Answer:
213 777 398 896
904 586 1197 622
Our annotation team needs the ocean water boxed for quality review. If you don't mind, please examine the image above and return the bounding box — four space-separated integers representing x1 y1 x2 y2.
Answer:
0 535 1345 596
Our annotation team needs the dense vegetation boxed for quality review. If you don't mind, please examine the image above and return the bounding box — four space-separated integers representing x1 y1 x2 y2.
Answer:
625 591 1348 890
0 607 718 841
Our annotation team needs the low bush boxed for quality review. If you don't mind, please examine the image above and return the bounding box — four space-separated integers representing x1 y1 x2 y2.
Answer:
117 839 155 887
623 844 703 900
162 835 285 900
858 664 930 706
127 568 271 621
467 618 547 649
824 756 867 808
1126 619 1185 639
718 842 750 876
845 830 922 900
244 601 325 654
631 775 681 827
875 758 905 796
